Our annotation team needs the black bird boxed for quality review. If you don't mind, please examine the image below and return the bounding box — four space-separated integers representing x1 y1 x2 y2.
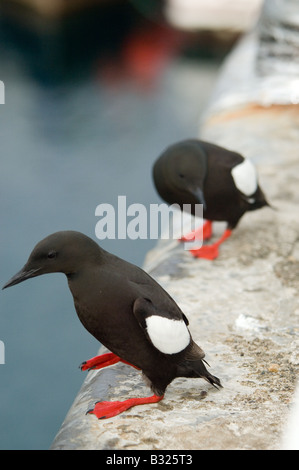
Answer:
153 139 270 260
2 231 221 419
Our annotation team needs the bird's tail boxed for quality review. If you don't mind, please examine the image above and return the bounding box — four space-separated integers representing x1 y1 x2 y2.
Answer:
179 359 222 389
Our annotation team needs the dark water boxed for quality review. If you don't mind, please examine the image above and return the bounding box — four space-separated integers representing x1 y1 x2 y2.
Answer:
0 4 221 449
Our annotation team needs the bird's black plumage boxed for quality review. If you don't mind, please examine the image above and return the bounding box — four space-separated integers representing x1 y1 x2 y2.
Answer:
3 231 221 417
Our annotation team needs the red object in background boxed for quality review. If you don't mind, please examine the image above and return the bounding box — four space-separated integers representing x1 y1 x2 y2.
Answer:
122 24 184 87
98 23 186 89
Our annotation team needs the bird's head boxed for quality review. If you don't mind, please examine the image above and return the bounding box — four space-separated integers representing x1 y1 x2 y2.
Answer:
153 140 207 209
2 231 101 289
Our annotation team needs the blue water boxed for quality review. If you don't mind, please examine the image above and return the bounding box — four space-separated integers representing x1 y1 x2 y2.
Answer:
0 7 221 449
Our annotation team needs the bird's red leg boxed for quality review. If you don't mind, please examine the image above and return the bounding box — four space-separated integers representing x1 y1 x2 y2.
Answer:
87 394 164 419
180 220 212 242
80 352 140 371
190 228 232 260
80 352 121 371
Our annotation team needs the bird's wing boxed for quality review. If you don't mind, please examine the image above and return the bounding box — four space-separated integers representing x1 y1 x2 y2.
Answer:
133 297 191 355
184 340 206 361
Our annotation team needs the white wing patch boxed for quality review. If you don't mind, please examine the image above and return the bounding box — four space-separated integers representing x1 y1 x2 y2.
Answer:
145 316 190 355
231 158 258 197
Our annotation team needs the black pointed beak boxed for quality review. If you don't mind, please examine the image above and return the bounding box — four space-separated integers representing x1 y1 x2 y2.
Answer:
2 267 41 290
192 188 206 211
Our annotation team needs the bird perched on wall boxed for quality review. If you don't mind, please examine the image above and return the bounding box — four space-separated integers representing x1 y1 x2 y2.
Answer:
2 231 221 419
153 139 270 260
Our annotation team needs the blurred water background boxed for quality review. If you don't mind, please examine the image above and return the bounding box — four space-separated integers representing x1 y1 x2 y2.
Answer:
0 0 237 449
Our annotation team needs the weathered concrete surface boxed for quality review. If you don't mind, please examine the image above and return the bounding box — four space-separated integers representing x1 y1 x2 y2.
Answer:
281 380 299 450
51 2 299 450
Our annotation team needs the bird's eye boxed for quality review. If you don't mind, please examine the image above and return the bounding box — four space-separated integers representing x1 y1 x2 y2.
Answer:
47 251 57 259
179 173 185 178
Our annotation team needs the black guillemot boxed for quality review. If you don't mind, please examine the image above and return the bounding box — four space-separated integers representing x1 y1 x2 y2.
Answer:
2 230 221 419
153 139 270 260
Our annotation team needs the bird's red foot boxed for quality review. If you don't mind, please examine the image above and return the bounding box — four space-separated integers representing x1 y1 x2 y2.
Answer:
190 229 232 260
80 352 140 371
180 220 212 243
80 352 121 371
190 243 220 260
87 394 164 419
